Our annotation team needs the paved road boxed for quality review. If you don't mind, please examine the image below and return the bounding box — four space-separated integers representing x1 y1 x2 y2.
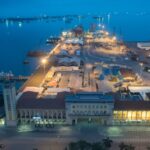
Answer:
18 65 50 92
1 125 150 150
18 44 61 92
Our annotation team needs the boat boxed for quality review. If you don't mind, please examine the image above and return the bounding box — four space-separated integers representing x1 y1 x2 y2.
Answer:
46 37 60 44
27 51 48 58
23 60 30 65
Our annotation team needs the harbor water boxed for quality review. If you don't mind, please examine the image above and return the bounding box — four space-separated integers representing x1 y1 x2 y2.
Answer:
0 0 150 76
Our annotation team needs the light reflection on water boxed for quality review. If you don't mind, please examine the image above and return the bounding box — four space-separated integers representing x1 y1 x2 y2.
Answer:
0 13 150 76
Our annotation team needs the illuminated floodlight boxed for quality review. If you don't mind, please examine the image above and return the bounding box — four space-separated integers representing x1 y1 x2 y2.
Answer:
41 58 47 65
105 32 109 36
98 24 101 27
112 36 117 41
102 25 105 29
41 58 47 74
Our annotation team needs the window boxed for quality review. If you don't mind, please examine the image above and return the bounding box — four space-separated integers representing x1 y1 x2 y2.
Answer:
104 111 106 114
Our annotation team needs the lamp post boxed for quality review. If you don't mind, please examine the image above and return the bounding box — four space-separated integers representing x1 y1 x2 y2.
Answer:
112 36 116 41
139 62 143 77
41 58 47 74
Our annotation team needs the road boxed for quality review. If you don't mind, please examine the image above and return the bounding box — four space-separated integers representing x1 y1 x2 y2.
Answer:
18 44 61 92
1 125 150 150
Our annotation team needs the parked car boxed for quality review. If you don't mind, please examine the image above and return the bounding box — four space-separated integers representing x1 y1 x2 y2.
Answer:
144 67 150 73
114 82 123 88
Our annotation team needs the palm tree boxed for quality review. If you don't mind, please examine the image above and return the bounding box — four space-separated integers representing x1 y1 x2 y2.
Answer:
102 137 113 149
68 141 91 150
119 142 135 150
126 144 135 150
119 142 127 150
77 140 91 150
68 142 77 150
0 144 5 150
147 147 150 150
92 142 106 150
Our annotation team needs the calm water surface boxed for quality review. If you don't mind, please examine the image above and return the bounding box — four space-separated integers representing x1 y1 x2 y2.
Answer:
0 0 150 76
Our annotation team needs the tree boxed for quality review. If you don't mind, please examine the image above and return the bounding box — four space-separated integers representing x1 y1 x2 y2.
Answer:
102 137 113 149
126 144 135 150
119 142 135 150
68 142 77 150
92 142 106 150
147 147 150 150
0 144 5 149
68 140 91 150
119 142 127 150
77 140 91 150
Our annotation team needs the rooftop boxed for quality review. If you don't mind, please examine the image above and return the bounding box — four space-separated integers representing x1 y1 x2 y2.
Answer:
65 92 114 103
114 100 150 111
17 91 68 110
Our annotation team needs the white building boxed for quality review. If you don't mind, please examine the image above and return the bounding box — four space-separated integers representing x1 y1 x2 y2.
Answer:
17 91 66 124
3 81 17 126
65 92 114 125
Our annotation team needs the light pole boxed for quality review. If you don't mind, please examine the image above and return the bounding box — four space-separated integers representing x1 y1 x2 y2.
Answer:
139 62 143 78
41 58 47 74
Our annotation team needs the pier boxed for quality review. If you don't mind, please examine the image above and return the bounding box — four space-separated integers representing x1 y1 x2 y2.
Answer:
18 44 61 92
46 37 61 44
0 76 29 82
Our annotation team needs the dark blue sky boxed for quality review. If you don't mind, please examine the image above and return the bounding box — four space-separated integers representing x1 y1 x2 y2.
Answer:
0 0 150 17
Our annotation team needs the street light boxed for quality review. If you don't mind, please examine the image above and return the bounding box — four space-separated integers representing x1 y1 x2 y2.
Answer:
41 58 47 74
102 25 105 29
112 36 117 41
105 31 109 36
139 62 143 77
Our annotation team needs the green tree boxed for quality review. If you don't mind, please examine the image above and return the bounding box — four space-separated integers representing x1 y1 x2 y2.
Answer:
68 142 77 150
126 144 135 150
119 142 127 150
102 137 113 149
119 142 135 150
77 140 91 150
92 142 106 150
68 141 91 150
0 144 5 150
147 147 150 150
